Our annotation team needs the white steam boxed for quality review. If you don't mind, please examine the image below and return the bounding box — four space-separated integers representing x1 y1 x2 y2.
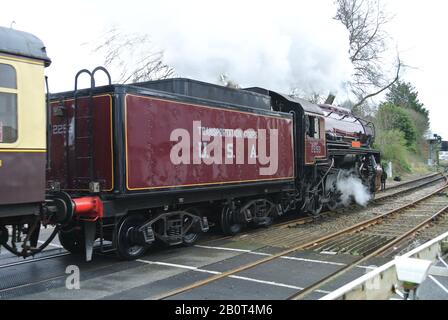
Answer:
336 172 372 207
102 0 353 95
3 0 354 94
327 170 372 208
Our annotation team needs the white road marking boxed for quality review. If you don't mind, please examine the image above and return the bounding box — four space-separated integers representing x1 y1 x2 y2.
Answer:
195 245 270 255
137 258 330 294
428 275 448 294
38 240 64 248
280 255 345 267
136 260 218 273
195 244 376 270
320 251 338 255
438 256 448 269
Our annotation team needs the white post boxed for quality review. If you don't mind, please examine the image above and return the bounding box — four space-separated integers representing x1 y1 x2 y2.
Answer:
387 161 393 178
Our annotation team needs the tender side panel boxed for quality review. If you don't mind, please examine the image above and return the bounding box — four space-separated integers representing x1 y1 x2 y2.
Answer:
47 95 114 191
125 94 295 190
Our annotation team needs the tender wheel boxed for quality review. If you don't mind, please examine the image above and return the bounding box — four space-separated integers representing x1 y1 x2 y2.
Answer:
220 206 243 236
116 214 150 260
182 208 202 246
58 225 85 254
0 226 9 245
261 202 279 227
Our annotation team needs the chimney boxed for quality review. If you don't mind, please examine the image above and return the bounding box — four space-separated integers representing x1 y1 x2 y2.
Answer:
325 93 336 105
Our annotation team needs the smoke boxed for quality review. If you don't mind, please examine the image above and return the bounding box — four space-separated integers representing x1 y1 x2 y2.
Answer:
1 0 354 96
336 171 372 207
101 0 353 96
326 170 372 208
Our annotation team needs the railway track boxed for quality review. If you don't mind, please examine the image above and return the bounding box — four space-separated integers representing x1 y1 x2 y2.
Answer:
380 208 448 258
379 172 440 192
200 172 445 246
375 172 442 200
288 189 448 299
0 172 445 300
0 172 443 270
151 175 448 300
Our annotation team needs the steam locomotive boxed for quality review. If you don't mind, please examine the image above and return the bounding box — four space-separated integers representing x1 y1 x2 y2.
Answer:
0 27 382 261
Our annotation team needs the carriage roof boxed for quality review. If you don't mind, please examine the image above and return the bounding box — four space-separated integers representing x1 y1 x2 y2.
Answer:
0 26 51 66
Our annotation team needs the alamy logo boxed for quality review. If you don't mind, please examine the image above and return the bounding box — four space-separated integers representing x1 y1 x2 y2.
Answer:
65 265 80 290
169 121 279 175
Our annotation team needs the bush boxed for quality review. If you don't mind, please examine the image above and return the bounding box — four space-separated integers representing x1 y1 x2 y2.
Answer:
375 103 418 151
374 129 412 173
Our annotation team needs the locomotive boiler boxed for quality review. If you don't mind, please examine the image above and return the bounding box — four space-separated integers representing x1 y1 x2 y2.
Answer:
0 26 382 261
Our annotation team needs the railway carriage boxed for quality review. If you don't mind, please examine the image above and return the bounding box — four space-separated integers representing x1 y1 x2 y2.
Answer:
0 26 382 261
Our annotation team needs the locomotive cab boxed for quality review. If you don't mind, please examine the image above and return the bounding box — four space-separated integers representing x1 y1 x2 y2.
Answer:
304 113 326 165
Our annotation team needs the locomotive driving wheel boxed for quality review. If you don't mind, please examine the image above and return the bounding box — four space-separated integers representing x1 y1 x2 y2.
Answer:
116 214 150 260
327 199 340 211
220 205 243 236
303 184 324 217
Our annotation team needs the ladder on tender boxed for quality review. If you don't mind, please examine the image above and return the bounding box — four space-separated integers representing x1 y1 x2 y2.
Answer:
72 67 111 192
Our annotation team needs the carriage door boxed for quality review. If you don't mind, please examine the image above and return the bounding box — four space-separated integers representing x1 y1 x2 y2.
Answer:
0 57 47 206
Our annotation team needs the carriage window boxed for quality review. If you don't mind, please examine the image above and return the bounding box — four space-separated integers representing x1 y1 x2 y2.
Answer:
306 116 320 139
314 117 320 139
0 63 18 143
0 93 17 143
0 64 17 89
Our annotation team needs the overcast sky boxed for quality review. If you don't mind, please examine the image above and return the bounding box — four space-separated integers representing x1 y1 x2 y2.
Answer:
1 0 447 140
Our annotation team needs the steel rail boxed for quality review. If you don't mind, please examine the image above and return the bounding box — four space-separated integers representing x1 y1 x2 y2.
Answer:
379 172 440 192
151 178 448 300
0 252 70 269
375 174 444 201
0 174 441 273
201 173 445 243
288 202 448 300
320 230 448 300
0 259 126 295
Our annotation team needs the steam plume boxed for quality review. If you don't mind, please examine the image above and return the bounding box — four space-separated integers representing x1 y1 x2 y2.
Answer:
335 170 372 207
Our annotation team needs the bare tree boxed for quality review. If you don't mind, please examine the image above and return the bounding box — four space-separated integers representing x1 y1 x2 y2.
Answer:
92 27 175 84
289 88 325 104
334 0 402 108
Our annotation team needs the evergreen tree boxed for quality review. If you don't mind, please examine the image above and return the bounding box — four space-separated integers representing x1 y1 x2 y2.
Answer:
385 81 429 125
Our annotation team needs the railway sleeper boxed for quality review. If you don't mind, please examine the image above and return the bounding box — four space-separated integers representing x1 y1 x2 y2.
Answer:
316 233 366 252
339 234 383 254
356 236 394 256
349 235 392 256
325 234 373 254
